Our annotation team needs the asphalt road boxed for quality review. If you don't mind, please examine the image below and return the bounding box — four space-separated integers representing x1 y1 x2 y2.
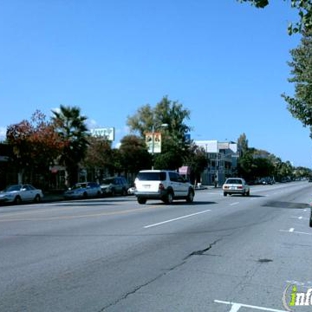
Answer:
1 182 312 312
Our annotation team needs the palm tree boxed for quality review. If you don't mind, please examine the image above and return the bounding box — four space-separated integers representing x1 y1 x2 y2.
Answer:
52 105 89 187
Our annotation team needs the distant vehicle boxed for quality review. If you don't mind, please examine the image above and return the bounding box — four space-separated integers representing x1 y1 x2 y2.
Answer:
260 177 275 185
222 178 250 197
134 170 195 204
100 177 129 196
308 177 312 182
64 182 102 199
0 184 43 204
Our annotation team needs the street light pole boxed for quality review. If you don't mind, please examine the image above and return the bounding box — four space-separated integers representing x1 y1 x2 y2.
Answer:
151 124 155 170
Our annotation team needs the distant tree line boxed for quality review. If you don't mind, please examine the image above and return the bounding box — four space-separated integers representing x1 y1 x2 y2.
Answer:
237 133 311 183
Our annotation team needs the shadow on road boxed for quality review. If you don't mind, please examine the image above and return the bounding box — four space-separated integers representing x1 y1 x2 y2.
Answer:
263 201 310 209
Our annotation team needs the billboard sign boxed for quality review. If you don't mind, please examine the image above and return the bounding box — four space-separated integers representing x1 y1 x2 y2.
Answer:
90 128 115 141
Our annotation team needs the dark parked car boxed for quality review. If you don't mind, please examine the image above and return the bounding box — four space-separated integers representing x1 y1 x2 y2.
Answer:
100 177 129 196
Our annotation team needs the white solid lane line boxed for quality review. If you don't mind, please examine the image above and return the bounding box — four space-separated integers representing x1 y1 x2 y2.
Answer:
144 209 211 229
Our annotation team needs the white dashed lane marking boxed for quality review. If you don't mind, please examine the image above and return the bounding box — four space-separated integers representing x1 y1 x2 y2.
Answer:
144 209 211 229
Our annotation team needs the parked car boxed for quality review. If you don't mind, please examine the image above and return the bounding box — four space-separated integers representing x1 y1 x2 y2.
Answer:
127 186 136 195
0 184 44 204
222 177 250 196
64 182 102 199
100 177 129 196
259 177 275 185
134 170 195 204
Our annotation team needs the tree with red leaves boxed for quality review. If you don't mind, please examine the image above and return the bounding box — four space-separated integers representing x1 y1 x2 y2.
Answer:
6 110 64 185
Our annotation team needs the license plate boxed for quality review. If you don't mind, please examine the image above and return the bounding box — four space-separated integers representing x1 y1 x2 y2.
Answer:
143 184 151 189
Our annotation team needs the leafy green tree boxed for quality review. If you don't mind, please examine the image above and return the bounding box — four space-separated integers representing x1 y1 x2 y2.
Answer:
275 160 294 181
119 135 152 176
127 96 191 170
238 0 312 34
51 105 89 187
185 144 208 185
83 136 114 180
110 148 123 176
293 166 312 178
237 133 249 155
252 157 275 178
282 29 312 136
237 148 255 181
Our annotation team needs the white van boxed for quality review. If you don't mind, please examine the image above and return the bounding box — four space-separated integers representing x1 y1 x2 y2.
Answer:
134 170 195 204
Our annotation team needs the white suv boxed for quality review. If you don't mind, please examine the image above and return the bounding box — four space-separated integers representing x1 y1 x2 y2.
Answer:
134 170 195 204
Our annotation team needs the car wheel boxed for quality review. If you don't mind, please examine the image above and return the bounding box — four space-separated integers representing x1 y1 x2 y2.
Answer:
122 188 127 196
223 192 227 197
83 192 88 199
97 191 101 197
186 189 194 203
34 195 41 203
137 198 146 204
246 190 250 196
14 196 22 204
164 192 174 204
111 189 115 197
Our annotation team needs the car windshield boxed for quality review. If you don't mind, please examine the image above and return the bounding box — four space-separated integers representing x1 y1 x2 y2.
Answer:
3 185 22 192
136 172 166 181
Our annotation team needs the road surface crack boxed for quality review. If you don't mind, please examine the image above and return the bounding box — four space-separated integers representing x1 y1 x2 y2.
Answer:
98 261 186 311
99 238 222 311
183 238 222 260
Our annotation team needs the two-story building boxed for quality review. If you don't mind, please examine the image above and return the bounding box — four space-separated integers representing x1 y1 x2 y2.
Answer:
195 140 239 186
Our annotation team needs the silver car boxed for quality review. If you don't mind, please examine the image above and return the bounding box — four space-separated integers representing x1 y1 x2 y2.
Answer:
0 184 44 204
64 182 102 199
222 178 250 196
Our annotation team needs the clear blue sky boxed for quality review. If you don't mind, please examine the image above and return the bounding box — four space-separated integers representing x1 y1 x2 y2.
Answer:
1 0 311 167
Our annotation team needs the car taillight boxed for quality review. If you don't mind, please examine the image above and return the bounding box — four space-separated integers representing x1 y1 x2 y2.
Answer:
237 186 243 189
159 183 165 191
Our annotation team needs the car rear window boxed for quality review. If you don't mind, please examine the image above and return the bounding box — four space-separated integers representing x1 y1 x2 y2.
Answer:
136 172 166 181
226 179 243 184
